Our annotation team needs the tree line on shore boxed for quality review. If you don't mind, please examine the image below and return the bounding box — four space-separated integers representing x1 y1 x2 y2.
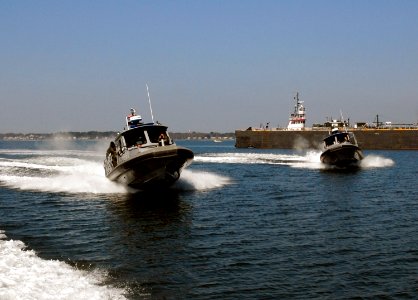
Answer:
0 131 235 141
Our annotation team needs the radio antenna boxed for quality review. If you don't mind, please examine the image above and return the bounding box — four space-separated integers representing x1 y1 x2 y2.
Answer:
340 109 347 133
146 83 155 123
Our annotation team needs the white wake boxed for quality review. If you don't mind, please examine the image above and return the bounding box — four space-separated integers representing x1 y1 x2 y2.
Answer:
174 169 232 191
0 150 230 194
0 157 131 194
360 154 395 168
0 231 126 300
194 151 394 170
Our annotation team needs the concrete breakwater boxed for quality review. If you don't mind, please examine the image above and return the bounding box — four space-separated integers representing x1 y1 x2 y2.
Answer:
235 128 418 150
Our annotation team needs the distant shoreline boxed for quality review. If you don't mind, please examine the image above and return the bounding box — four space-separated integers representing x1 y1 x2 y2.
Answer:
0 131 235 141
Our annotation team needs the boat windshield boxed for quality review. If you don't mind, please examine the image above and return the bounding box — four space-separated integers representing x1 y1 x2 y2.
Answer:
122 128 147 148
324 132 349 146
147 126 170 144
120 125 171 148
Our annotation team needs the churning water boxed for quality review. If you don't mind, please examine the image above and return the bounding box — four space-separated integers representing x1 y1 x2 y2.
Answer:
0 140 416 299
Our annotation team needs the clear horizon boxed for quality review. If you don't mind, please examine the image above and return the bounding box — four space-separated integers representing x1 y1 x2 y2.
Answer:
1 0 417 133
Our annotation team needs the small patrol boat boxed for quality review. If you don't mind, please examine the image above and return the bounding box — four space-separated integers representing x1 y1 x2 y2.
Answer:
104 108 194 190
320 127 364 167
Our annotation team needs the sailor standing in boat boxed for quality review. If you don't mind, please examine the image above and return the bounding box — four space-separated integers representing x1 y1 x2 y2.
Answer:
159 133 168 146
106 141 117 167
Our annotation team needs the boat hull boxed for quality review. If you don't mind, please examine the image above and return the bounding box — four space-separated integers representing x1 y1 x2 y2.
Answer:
320 143 364 167
106 145 193 190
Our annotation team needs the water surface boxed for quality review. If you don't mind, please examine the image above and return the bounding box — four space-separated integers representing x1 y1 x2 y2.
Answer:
0 140 416 299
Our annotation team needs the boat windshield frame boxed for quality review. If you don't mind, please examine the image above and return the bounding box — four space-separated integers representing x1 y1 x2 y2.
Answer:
323 132 350 147
117 124 172 149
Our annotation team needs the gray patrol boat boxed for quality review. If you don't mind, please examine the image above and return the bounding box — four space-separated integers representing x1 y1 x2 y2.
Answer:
320 127 364 167
104 108 194 190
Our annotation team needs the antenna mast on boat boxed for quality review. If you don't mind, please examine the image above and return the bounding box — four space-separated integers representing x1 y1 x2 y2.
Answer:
146 83 155 123
340 110 348 133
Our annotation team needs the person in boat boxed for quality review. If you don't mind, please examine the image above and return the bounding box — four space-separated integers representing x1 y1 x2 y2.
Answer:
159 133 168 146
136 136 144 147
106 141 117 167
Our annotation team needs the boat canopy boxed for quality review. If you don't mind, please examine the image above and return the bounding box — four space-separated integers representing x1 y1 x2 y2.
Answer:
323 132 350 146
323 131 359 147
119 124 170 148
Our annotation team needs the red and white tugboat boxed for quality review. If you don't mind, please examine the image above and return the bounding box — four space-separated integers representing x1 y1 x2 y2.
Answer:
287 92 306 130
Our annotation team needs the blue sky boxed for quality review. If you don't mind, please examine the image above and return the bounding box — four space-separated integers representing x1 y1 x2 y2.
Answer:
1 0 417 133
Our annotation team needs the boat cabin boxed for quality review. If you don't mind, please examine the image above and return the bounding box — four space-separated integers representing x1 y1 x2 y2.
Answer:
105 123 174 173
323 131 358 147
116 124 172 151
